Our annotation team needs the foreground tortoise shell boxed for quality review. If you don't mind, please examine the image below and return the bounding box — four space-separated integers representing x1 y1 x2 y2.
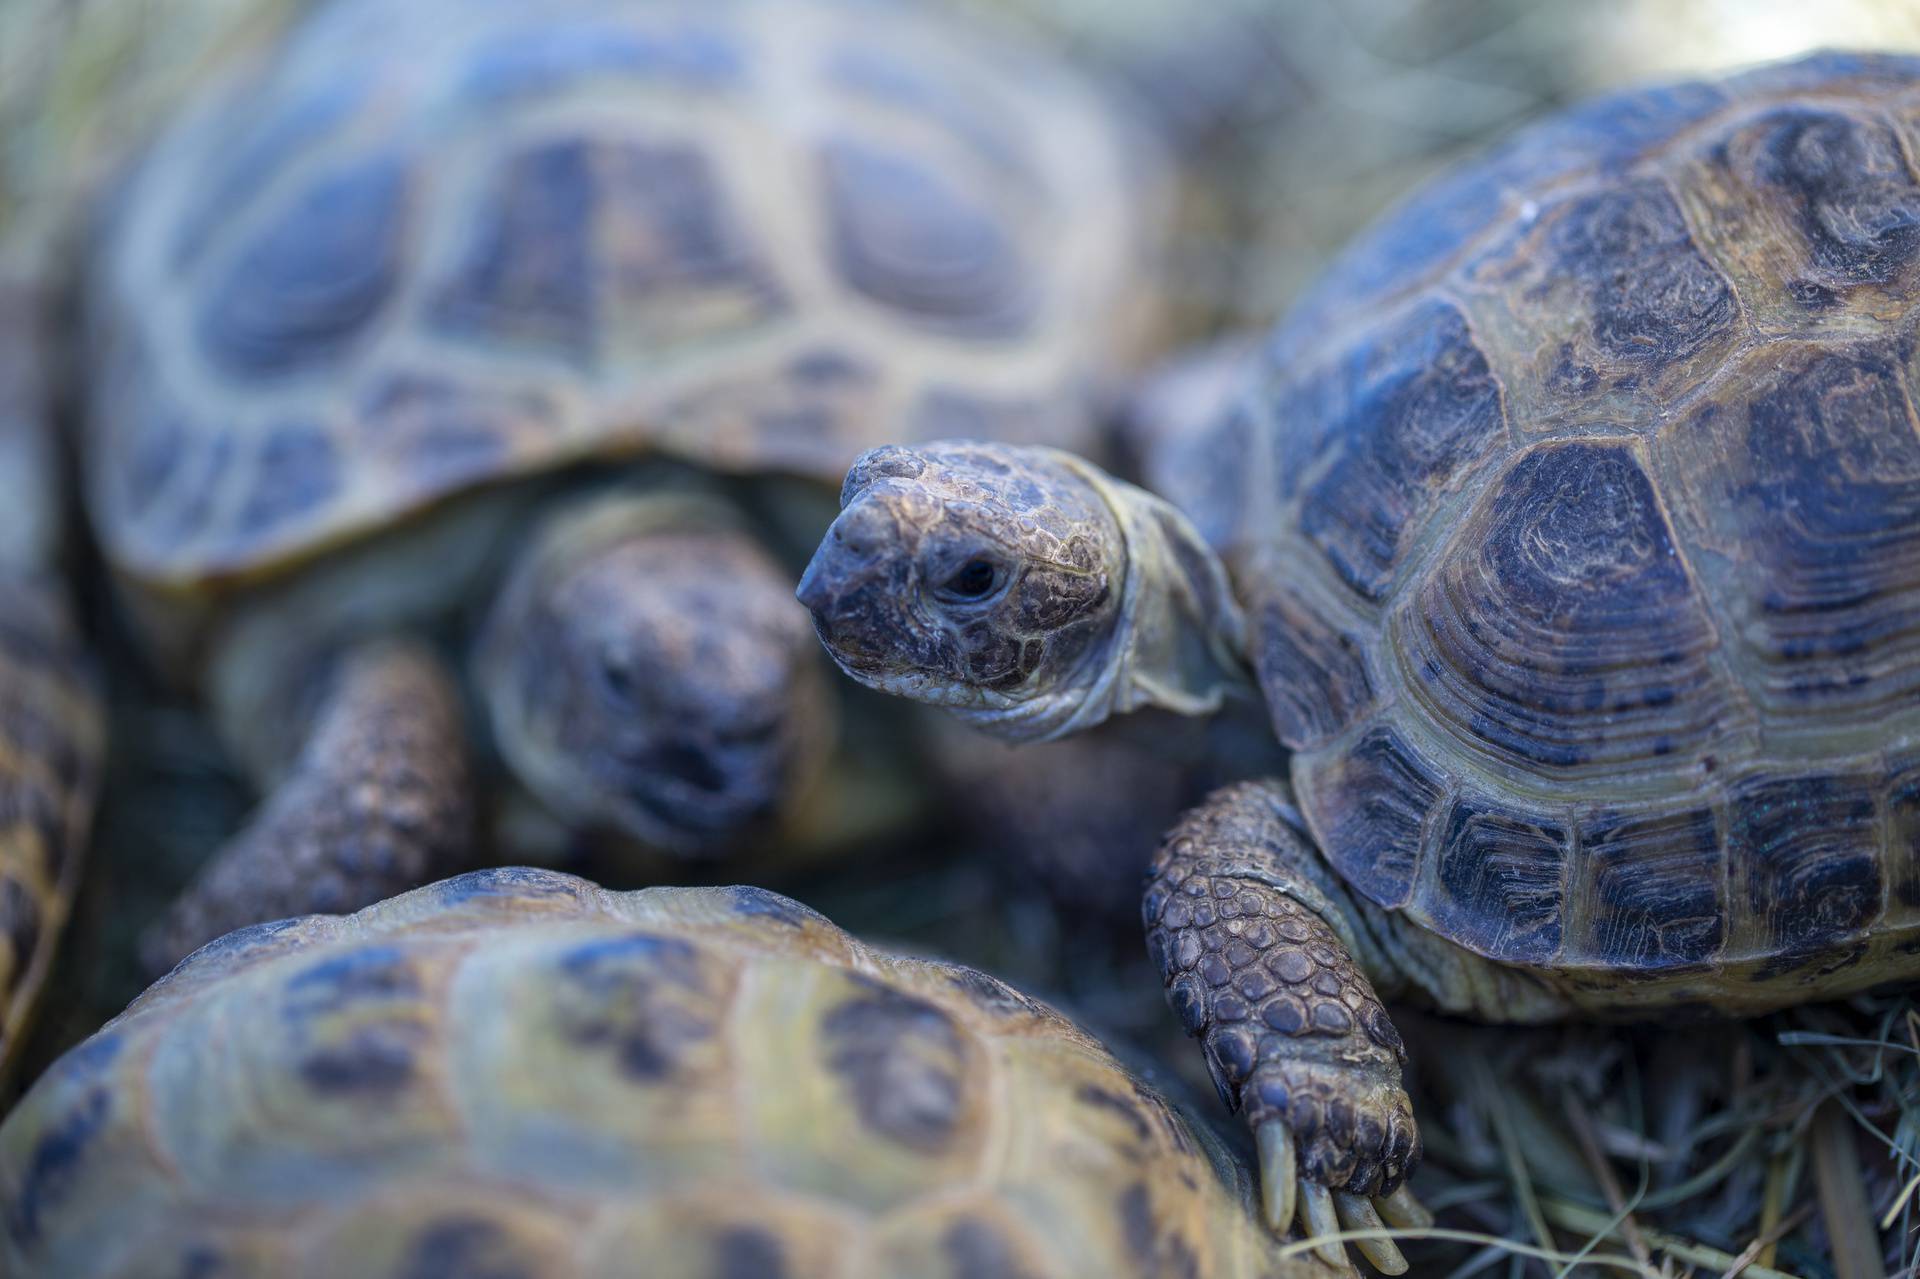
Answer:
86 0 1150 599
0 867 1316 1278
1136 49 1920 997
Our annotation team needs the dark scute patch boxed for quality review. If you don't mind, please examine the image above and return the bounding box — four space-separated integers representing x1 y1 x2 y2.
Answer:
433 138 783 357
458 18 741 103
197 152 409 377
820 982 970 1153
1734 773 1883 955
723 885 817 928
942 1218 1037 1279
592 142 787 334
431 140 597 357
6 1034 121 1249
1533 180 1734 372
1075 1084 1153 1144
1305 727 1441 910
396 1217 534 1279
1412 441 1728 773
282 945 426 1097
1675 344 1920 718
1287 298 1504 600
713 1227 786 1279
1578 807 1726 969
1433 799 1568 964
554 932 714 1082
233 423 339 542
822 140 1032 336
0 875 43 999
1120 1183 1154 1259
1249 576 1374 750
286 944 421 1004
1739 107 1920 290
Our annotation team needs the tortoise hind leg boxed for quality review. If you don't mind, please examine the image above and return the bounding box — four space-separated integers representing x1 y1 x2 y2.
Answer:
140 640 469 972
0 574 104 1084
1144 779 1430 1270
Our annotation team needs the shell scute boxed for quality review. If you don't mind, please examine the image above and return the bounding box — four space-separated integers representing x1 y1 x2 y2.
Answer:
1660 340 1920 724
1461 177 1739 428
197 151 411 379
1710 105 1920 303
1570 806 1726 972
1731 771 1884 956
822 140 1033 338
1430 797 1569 966
233 422 340 547
1241 561 1376 750
1288 297 1505 603
1397 439 1734 778
1295 726 1442 911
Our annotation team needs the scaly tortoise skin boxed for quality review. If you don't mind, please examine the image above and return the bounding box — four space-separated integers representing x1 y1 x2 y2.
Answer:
83 0 1157 968
0 867 1330 1279
797 50 1920 1260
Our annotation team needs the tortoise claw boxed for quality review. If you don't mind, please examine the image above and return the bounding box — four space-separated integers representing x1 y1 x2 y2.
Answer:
1258 1140 1422 1274
1335 1190 1408 1275
1376 1182 1434 1230
1257 1119 1297 1233
1297 1180 1346 1267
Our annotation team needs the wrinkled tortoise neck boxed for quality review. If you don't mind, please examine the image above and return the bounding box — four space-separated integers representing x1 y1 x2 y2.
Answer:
961 454 1254 744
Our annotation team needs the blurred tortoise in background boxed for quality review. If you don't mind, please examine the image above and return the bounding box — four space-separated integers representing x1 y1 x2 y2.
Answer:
0 284 103 1088
0 865 1401 1278
83 0 1158 970
0 0 282 1086
799 49 1920 1244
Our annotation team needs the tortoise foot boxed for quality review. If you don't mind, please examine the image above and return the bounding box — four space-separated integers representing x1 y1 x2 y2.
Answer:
1144 780 1425 1267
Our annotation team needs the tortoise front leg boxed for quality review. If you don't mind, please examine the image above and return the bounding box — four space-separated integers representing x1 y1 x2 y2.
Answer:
141 640 470 971
1144 779 1430 1270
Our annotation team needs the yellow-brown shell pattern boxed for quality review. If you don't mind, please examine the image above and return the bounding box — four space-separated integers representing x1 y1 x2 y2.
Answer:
85 0 1158 594
1140 52 1920 1004
0 867 1326 1279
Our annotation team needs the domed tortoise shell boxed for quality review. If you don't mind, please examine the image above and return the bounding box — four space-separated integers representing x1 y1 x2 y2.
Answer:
1144 52 1920 996
87 0 1154 590
0 867 1315 1278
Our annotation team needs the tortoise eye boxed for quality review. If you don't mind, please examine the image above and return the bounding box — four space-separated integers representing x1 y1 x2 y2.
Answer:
941 559 1000 600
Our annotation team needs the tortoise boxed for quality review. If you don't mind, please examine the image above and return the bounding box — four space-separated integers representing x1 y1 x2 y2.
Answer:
0 0 278 1085
0 282 104 1088
0 865 1418 1277
798 48 1920 1243
82 0 1157 969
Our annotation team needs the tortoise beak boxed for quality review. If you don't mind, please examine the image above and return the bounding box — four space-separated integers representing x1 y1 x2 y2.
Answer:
797 498 917 675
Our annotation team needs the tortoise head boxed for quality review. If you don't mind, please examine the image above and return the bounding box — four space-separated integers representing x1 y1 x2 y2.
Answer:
481 494 831 855
798 441 1250 741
